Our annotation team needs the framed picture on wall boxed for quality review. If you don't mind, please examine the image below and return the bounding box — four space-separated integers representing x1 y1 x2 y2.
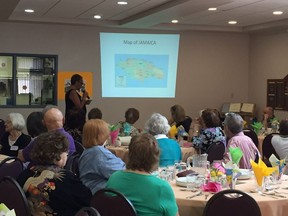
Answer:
58 71 93 100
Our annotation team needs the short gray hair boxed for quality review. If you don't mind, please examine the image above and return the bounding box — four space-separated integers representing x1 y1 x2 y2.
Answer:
8 113 26 131
144 113 171 135
223 112 243 134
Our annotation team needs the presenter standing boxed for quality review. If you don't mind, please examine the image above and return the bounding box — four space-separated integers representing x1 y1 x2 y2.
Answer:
65 74 91 131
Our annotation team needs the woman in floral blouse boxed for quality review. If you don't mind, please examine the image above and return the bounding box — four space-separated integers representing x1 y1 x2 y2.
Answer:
192 108 226 154
17 130 91 216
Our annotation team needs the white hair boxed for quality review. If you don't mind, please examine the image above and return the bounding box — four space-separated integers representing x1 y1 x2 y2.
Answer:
144 113 171 135
8 113 26 131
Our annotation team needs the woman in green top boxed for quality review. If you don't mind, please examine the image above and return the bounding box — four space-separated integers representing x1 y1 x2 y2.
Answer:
106 133 179 216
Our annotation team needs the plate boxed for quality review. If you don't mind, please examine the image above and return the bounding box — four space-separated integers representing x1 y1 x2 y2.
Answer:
238 169 253 180
176 177 187 187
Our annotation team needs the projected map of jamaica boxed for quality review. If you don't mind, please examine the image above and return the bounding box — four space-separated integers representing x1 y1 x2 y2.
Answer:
115 54 168 88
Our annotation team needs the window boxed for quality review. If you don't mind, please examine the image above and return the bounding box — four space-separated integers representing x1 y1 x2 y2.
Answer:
0 53 57 107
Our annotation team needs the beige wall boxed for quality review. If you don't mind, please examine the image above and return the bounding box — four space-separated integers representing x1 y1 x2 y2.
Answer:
0 22 251 130
249 32 288 120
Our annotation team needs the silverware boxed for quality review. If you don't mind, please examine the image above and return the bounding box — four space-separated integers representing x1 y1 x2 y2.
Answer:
186 191 202 199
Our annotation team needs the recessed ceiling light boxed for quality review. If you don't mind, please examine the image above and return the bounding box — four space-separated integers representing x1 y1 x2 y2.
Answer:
171 20 178 23
228 20 237 25
24 9 34 13
94 15 101 19
208 8 217 11
117 1 128 5
273 11 283 15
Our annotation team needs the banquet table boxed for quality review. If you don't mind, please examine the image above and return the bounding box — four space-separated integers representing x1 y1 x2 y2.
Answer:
106 146 196 164
172 175 288 216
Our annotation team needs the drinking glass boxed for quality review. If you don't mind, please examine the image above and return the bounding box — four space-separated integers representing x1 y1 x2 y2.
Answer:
186 173 198 190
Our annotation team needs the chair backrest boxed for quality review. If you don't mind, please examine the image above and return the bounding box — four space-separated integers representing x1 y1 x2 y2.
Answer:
65 152 80 177
74 140 85 155
0 176 31 216
0 157 24 179
0 118 5 141
207 141 225 163
243 129 259 148
203 189 261 216
75 206 101 216
90 188 137 216
262 133 280 160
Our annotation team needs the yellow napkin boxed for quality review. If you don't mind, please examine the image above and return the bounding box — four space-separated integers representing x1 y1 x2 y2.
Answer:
168 125 177 138
250 159 276 186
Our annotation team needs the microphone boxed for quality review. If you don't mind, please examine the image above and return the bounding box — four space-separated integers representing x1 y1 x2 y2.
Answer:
81 87 90 99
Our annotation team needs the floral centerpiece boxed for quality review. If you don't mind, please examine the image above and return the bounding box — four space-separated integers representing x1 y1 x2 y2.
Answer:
209 162 225 181
270 118 280 133
222 161 241 189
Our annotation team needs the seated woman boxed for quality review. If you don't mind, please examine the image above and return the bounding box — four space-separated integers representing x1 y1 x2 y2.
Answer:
262 106 275 129
17 130 91 216
107 133 179 216
145 113 181 167
88 107 103 120
26 111 47 138
79 119 126 195
116 108 140 137
64 107 84 143
169 104 192 135
271 119 288 160
0 113 31 156
192 108 226 154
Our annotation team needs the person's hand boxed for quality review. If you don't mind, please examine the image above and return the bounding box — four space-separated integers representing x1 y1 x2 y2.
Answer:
83 90 89 99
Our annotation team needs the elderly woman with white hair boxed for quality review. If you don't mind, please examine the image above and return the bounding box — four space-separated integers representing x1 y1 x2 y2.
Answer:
144 113 181 167
0 113 31 156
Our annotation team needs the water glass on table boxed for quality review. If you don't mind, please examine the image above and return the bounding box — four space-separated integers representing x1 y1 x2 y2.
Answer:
186 173 198 190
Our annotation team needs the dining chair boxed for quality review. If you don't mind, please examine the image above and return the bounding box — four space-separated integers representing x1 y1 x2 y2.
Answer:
243 129 259 148
74 140 85 155
65 152 80 177
0 156 24 179
90 188 137 216
202 189 261 216
0 176 31 216
75 206 101 216
206 141 225 164
262 133 280 166
0 118 5 141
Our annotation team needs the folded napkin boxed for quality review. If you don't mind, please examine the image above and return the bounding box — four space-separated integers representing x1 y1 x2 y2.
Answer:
0 203 16 216
182 142 193 147
176 169 197 177
168 125 178 138
269 154 285 180
250 159 276 186
251 121 263 135
201 182 222 193
229 147 243 165
110 129 120 145
177 125 189 137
